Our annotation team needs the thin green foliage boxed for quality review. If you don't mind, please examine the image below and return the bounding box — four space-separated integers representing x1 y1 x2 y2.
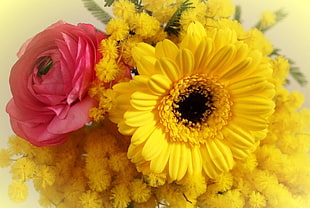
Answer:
164 0 194 36
104 0 115 7
130 0 143 10
234 5 242 23
82 0 112 24
288 59 308 86
104 0 142 9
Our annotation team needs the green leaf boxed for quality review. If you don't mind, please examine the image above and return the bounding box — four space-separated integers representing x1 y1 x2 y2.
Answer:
288 59 308 87
103 0 115 7
82 0 112 24
103 0 142 9
233 5 242 23
130 0 143 10
164 0 194 36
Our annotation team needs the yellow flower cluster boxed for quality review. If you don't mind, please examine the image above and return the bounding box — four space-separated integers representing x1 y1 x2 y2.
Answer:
2 0 310 208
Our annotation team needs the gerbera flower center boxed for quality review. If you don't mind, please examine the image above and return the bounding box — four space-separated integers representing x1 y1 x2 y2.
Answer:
158 74 232 145
174 86 214 126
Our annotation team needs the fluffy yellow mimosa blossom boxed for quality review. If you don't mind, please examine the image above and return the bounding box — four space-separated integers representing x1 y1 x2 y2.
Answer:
110 184 131 208
112 0 136 21
8 181 29 202
2 1 310 208
0 149 12 167
106 18 129 41
80 190 103 208
206 0 235 18
243 28 274 56
10 157 36 181
143 0 182 23
258 10 277 30
110 21 275 181
248 191 267 208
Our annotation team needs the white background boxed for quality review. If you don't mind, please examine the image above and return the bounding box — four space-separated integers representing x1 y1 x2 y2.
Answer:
0 0 309 207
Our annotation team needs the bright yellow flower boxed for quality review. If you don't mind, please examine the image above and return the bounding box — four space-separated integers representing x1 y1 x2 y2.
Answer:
110 184 131 208
99 39 119 60
8 181 29 202
249 191 267 208
206 0 235 18
110 22 275 180
212 172 233 192
0 149 12 167
259 10 277 30
106 18 129 41
112 0 136 21
80 190 103 208
243 28 273 56
129 179 152 203
95 59 120 82
33 165 56 189
129 13 160 38
10 157 36 181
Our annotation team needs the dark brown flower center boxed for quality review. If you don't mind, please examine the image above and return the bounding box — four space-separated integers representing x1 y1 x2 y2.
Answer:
174 86 214 126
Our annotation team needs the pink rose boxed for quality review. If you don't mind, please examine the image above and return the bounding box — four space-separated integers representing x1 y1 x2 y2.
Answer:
6 21 106 146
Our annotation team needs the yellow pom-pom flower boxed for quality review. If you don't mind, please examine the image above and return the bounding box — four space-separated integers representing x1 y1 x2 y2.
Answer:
0 149 12 167
80 190 103 208
258 10 277 30
110 21 275 181
8 181 29 203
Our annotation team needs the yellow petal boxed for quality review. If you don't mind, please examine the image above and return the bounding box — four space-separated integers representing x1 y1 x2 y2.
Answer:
180 22 206 52
118 121 136 135
191 146 202 175
220 57 252 80
130 91 158 111
177 144 189 180
124 111 155 127
137 56 157 76
131 75 149 88
229 76 267 90
233 101 274 115
150 139 170 173
155 39 179 60
128 143 145 164
156 57 180 82
232 115 268 131
200 145 221 178
148 74 171 96
176 48 195 76
113 82 131 93
228 144 250 160
223 125 255 149
131 91 159 100
230 78 275 98
130 98 157 111
213 29 237 51
207 45 236 76
132 42 155 63
131 120 157 145
205 140 233 172
141 127 165 161
169 143 189 180
233 43 249 64
194 38 213 72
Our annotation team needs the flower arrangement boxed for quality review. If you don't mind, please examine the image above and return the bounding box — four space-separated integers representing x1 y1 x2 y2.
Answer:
1 0 310 208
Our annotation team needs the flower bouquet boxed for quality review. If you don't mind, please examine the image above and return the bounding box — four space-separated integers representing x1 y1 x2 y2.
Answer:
1 0 310 207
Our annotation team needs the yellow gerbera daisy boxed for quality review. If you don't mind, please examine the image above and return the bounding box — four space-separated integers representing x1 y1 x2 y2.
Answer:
110 22 275 181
